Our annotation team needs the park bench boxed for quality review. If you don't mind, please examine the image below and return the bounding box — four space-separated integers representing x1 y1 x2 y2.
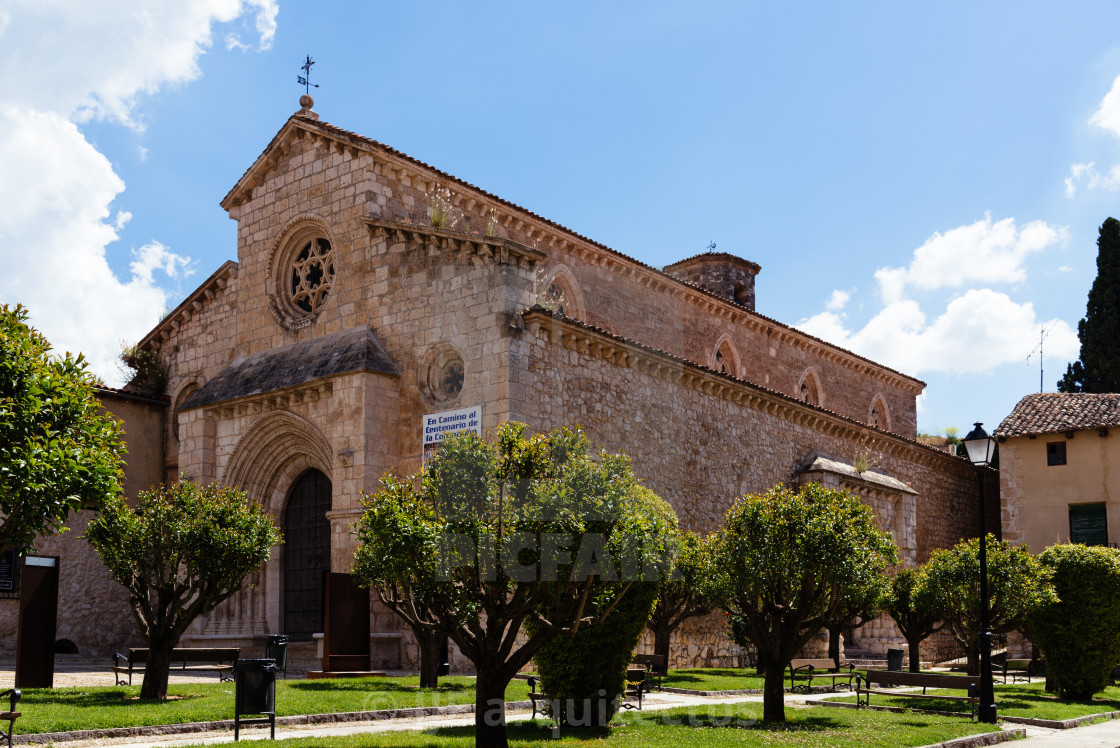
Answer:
0 689 20 748
111 647 241 686
855 670 980 719
526 667 646 720
632 653 667 690
992 652 1035 683
788 657 856 691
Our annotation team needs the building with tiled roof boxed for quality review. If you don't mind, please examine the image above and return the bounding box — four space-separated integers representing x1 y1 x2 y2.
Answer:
997 393 1120 553
2 97 996 670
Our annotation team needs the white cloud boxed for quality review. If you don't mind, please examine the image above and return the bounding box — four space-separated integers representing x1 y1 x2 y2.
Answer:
873 214 1067 304
825 289 851 312
0 0 277 382
1066 74 1120 198
1064 161 1120 198
797 215 1078 379
1090 73 1120 138
226 34 251 52
799 290 1079 376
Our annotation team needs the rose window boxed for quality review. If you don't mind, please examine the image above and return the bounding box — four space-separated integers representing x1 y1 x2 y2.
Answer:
419 346 466 405
290 238 334 314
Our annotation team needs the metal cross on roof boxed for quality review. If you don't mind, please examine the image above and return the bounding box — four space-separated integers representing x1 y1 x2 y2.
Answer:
297 55 319 95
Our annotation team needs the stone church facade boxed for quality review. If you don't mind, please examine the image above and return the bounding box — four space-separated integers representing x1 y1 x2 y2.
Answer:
1 99 997 667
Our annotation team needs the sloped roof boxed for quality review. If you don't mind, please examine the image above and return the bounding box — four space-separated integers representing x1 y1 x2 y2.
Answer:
181 327 398 410
994 393 1120 438
216 111 925 394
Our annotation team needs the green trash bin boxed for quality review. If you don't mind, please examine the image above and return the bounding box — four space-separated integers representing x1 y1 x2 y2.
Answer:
264 635 288 678
233 659 277 741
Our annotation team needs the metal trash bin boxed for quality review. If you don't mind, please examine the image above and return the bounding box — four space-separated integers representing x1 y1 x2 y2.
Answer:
886 648 904 672
232 659 277 741
264 635 289 678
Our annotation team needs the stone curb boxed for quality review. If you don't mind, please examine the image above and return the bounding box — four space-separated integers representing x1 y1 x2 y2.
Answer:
915 728 1025 748
12 700 535 745
1001 710 1120 729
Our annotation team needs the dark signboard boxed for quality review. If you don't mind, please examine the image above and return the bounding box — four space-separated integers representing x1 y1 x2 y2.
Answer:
0 548 18 595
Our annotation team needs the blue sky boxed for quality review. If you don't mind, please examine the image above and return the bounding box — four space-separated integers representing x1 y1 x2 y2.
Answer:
3 1 1120 436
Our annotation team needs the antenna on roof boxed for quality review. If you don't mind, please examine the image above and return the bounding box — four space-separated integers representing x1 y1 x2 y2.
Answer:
297 55 319 96
1026 321 1057 393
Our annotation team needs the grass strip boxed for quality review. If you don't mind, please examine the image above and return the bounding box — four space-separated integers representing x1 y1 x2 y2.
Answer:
822 681 1120 721
15 676 516 734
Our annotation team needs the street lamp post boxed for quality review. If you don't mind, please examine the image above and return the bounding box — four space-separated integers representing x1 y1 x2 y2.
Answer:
962 422 998 724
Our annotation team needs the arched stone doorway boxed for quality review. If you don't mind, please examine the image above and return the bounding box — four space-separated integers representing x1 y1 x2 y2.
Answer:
283 468 332 641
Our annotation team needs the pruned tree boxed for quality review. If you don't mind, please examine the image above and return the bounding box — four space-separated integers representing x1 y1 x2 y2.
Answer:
706 482 897 722
0 303 125 553
352 424 675 748
646 530 716 664
84 481 282 699
924 534 1053 676
529 486 675 729
1059 216 1120 393
885 566 943 672
1030 544 1120 699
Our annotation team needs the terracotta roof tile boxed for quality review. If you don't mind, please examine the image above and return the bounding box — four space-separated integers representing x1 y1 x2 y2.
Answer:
994 393 1120 438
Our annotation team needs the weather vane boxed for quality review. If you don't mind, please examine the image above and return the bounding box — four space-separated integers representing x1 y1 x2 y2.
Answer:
297 55 319 95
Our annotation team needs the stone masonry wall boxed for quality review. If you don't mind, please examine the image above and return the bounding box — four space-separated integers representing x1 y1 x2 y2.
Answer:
0 511 140 657
510 313 991 664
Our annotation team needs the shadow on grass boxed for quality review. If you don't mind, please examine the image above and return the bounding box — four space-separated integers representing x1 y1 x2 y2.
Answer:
21 689 209 707
286 678 473 694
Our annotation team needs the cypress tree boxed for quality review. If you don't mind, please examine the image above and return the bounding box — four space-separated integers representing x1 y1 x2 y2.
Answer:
1058 217 1120 393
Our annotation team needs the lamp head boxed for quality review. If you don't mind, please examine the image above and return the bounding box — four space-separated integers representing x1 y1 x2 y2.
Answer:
962 422 996 467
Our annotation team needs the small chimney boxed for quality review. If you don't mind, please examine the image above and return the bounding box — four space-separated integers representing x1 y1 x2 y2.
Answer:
663 252 761 311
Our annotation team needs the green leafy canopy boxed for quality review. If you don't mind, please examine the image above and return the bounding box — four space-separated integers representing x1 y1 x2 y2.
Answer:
84 481 282 699
0 303 125 552
707 482 898 722
924 534 1053 672
1059 216 1120 393
1030 544 1120 699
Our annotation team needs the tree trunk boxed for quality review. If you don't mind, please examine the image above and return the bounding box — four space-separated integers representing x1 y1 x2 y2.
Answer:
827 626 842 662
474 666 509 748
417 628 443 688
653 625 672 663
966 645 979 677
907 635 922 673
139 642 175 700
762 663 786 722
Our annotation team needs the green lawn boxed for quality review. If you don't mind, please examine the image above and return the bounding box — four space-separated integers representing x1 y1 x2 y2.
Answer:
825 680 1120 721
661 669 766 691
176 702 999 748
16 676 519 734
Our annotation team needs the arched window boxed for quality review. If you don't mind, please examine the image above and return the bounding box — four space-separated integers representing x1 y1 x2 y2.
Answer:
539 266 584 320
712 337 740 377
798 369 823 407
869 395 891 431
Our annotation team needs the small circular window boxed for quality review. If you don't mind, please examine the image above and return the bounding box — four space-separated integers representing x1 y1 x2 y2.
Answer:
419 345 465 405
290 238 334 315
